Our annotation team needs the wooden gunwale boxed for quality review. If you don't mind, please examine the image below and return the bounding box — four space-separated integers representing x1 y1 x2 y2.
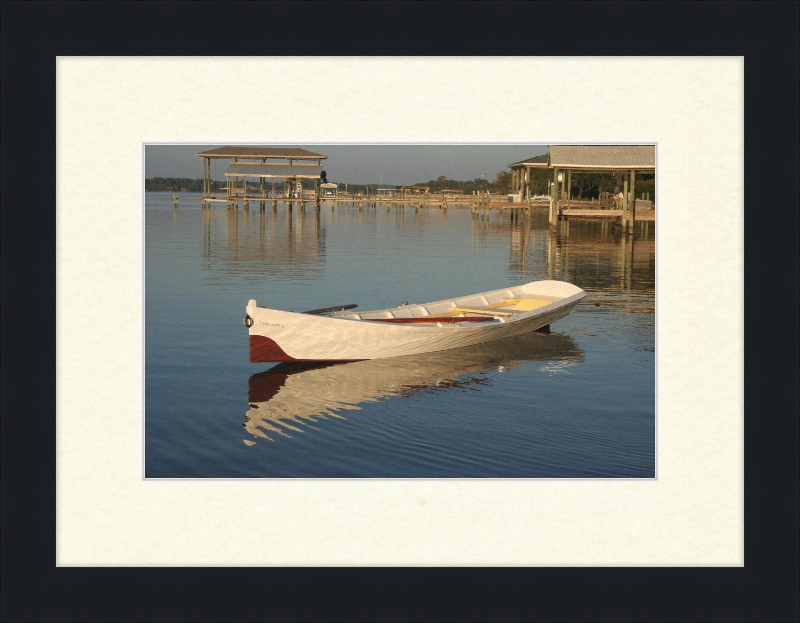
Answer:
366 316 496 324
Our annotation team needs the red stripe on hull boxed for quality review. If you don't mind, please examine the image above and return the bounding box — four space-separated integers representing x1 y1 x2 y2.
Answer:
249 335 365 363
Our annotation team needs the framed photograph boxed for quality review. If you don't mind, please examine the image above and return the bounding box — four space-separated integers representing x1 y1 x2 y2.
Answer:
3 2 796 621
144 143 656 480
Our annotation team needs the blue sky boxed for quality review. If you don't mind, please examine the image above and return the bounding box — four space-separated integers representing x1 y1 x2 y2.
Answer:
144 144 548 186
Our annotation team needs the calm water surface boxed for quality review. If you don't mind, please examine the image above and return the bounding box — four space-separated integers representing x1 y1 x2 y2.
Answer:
145 193 655 478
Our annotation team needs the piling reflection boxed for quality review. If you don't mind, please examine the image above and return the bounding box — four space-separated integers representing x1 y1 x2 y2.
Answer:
466 210 655 301
242 330 584 445
543 218 655 294
201 203 326 277
477 213 655 299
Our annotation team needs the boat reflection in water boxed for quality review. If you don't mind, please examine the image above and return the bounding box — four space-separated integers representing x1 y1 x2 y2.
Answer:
243 330 584 445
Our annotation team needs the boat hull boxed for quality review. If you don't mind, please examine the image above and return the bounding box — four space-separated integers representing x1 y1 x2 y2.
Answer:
246 280 586 362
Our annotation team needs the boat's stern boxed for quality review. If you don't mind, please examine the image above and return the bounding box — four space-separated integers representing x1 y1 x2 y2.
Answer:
244 300 289 363
243 300 258 329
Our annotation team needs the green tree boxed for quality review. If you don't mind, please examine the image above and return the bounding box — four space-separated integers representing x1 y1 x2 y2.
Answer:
571 172 610 198
489 170 512 193
529 169 551 195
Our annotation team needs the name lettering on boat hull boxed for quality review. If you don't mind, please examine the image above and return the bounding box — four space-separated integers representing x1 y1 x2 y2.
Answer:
258 321 284 328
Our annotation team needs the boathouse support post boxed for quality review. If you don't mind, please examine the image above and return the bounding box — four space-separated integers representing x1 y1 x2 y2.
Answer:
525 168 530 202
207 157 211 207
550 168 559 226
233 158 238 210
527 180 532 213
566 170 572 201
208 158 212 206
200 158 205 208
226 170 231 209
201 158 207 208
622 178 629 231
629 170 636 233
260 160 265 210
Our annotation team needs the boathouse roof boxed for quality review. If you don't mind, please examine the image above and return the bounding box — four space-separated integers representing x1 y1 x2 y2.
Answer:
509 154 549 168
548 145 655 171
196 146 326 160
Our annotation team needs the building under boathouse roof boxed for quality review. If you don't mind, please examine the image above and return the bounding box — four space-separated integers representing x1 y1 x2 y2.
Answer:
195 146 328 207
509 145 655 200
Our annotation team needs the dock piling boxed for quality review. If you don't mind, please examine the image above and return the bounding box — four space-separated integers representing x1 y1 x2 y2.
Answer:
629 170 636 233
622 178 629 233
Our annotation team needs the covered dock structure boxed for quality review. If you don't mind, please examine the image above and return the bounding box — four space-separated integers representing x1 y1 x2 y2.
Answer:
196 146 327 210
396 185 430 193
510 145 655 231
547 145 655 231
509 154 549 200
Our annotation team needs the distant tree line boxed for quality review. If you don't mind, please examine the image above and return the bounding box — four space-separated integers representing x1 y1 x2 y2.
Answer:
411 171 512 194
145 171 655 199
146 177 223 192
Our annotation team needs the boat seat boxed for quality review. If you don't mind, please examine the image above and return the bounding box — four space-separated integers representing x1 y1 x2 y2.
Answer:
499 298 553 311
449 307 516 316
505 295 557 299
423 298 553 318
423 307 502 318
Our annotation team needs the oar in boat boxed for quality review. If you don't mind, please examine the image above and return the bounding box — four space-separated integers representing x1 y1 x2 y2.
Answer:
302 304 358 315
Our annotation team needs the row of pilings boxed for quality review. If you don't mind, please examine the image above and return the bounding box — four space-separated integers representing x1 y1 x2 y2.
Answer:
194 190 536 222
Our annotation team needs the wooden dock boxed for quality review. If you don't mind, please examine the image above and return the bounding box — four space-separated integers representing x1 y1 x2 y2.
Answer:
200 191 542 213
559 209 655 222
192 191 655 223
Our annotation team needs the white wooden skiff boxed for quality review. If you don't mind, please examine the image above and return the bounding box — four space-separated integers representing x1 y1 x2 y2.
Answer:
244 280 586 362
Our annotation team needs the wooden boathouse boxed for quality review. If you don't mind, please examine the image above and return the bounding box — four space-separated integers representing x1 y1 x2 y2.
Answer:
196 146 327 210
510 145 656 232
509 154 550 200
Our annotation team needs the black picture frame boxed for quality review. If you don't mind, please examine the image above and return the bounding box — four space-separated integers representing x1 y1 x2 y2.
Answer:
2 2 797 621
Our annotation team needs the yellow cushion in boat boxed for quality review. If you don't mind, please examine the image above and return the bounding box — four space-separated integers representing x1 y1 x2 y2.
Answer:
500 298 552 311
